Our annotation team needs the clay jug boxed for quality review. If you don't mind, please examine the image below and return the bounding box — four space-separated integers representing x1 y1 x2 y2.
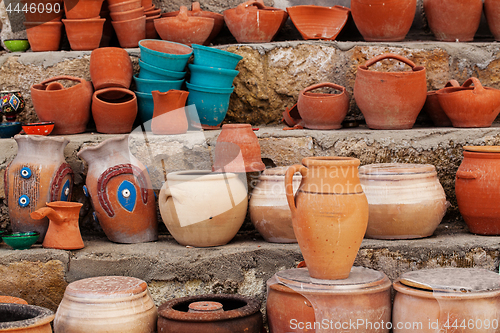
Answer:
485 0 500 41
354 53 427 129
77 135 158 243
5 135 73 241
422 79 459 127
285 157 369 280
151 90 189 135
30 201 84 250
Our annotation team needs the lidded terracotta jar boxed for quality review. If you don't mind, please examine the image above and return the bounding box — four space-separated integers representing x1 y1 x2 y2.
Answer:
0 303 54 332
393 268 500 333
267 267 392 333
54 276 157 333
359 163 447 239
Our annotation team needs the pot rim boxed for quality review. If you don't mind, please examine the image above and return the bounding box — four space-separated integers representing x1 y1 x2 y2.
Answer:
139 39 193 57
192 44 243 61
0 304 54 330
185 81 234 94
93 87 136 104
394 281 500 299
62 17 106 23
359 163 436 175
188 63 239 76
301 156 360 168
463 145 500 153
110 14 145 24
166 170 239 182
139 59 186 77
23 21 64 26
133 74 184 85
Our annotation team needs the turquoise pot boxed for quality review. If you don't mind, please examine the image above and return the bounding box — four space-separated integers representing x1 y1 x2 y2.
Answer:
188 64 238 89
135 91 154 124
134 75 184 94
139 39 192 72
2 231 40 250
138 60 186 81
0 122 22 138
186 82 234 129
192 44 243 70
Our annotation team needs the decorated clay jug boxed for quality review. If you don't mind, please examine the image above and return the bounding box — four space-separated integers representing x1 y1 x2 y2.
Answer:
5 135 74 241
77 135 158 243
285 157 369 280
151 90 189 135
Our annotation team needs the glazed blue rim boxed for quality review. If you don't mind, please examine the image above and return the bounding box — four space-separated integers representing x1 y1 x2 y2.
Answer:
186 82 234 94
139 60 186 79
139 39 193 60
188 63 239 76
192 44 243 61
133 74 184 86
3 231 40 239
0 121 22 127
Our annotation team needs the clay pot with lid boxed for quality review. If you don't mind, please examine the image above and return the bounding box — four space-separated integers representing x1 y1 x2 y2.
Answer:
111 15 146 48
422 79 459 127
359 163 447 239
0 303 54 332
485 0 500 41
267 267 392 333
354 53 427 130
62 17 105 50
92 88 137 134
151 90 189 135
23 22 62 51
285 157 369 280
437 77 500 128
158 294 263 332
90 47 133 90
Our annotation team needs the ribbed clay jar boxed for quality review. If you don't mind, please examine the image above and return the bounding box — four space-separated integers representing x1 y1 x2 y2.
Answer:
359 163 447 239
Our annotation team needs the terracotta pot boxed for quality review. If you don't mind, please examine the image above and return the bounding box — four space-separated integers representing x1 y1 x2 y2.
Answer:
92 88 137 134
107 0 140 12
151 90 189 135
30 201 84 250
141 0 152 9
286 5 350 41
64 0 104 19
145 14 160 39
0 303 54 332
0 296 28 305
297 82 349 130
485 0 500 41
111 15 146 48
4 135 73 241
456 146 500 235
109 6 143 20
22 0 63 22
351 0 416 41
23 22 62 52
31 75 93 135
144 8 160 17
359 163 447 239
62 17 105 51
224 1 287 43
158 294 263 332
212 124 266 173
437 77 500 128
154 6 214 46
285 157 369 280
267 267 391 333
159 171 247 247
423 0 482 42
354 53 427 130
422 79 459 127
281 103 301 127
54 276 157 332
249 167 301 243
90 47 132 90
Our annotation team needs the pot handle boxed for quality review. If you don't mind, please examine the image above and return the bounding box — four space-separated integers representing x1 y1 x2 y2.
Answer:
364 53 416 69
302 82 345 94
159 186 172 204
236 1 266 14
461 77 485 93
177 6 189 21
285 164 307 216
40 75 84 86
445 80 460 88
456 170 478 180
191 2 201 12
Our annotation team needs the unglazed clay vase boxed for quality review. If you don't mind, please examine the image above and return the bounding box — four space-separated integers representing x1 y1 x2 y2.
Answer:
54 276 157 333
30 201 84 250
423 0 482 41
0 303 54 332
437 77 500 128
297 82 349 130
354 53 427 130
249 167 301 243
111 15 146 48
159 171 247 247
90 47 133 90
422 79 459 127
77 135 158 243
23 22 63 52
212 124 265 173
351 0 416 41
485 0 500 41
285 157 369 280
456 146 500 235
151 90 189 135
62 17 105 50
92 88 137 134
359 164 447 239
31 75 93 135
5 135 73 241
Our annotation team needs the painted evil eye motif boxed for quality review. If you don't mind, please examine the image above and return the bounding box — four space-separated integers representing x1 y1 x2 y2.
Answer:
60 179 70 201
92 212 98 222
117 180 137 212
20 167 31 179
18 195 30 207
83 185 89 197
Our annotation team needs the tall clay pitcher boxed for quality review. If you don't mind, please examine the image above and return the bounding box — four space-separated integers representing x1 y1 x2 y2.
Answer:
151 90 189 135
285 157 369 280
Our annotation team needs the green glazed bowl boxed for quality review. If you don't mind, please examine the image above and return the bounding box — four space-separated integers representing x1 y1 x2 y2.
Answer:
2 231 40 250
4 39 30 52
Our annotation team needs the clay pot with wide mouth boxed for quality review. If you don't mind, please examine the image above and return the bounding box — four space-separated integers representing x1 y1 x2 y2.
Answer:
109 6 143 20
297 82 349 130
22 0 64 22
485 0 500 41
354 53 427 129
23 21 62 51
62 17 105 50
90 47 133 90
151 90 189 135
0 303 54 332
108 0 140 12
111 15 146 48
422 79 459 127
64 0 104 19
92 88 137 134
286 5 350 40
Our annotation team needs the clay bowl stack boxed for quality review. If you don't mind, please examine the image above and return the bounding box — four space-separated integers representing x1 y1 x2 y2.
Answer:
62 0 105 50
108 0 146 47
22 0 64 51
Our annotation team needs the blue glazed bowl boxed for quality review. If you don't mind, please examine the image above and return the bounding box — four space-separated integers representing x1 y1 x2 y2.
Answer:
0 122 22 138
134 75 184 94
192 44 243 70
139 39 192 72
188 64 239 89
138 60 186 81
135 91 154 124
2 231 40 250
186 82 234 129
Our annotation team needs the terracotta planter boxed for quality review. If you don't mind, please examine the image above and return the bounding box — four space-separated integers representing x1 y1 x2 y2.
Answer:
158 294 263 332
249 167 301 243
285 157 369 280
62 17 105 50
267 267 391 333
437 77 500 128
151 90 189 135
77 135 158 243
145 14 160 38
354 53 427 129
107 0 140 12
456 146 500 235
485 0 500 41
212 124 266 173
92 88 137 134
31 201 84 250
54 276 157 332
422 79 459 127
159 171 247 247
359 163 447 239
31 75 93 134
110 6 143 21
22 0 63 22
111 15 146 48
0 296 28 304
297 82 349 130
0 303 54 332
23 22 62 52
351 0 416 41
90 47 132 90
64 0 104 19
423 0 482 42
281 103 301 127
4 135 73 241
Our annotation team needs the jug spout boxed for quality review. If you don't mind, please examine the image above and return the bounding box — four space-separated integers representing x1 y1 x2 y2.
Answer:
31 207 64 224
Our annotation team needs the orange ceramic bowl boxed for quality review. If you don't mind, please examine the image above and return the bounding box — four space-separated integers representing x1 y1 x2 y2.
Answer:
22 121 55 135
